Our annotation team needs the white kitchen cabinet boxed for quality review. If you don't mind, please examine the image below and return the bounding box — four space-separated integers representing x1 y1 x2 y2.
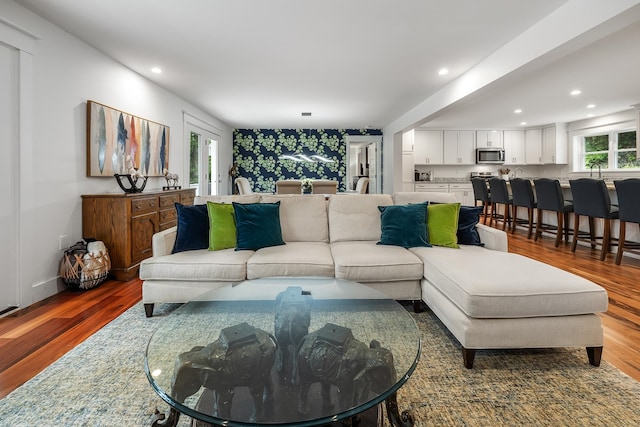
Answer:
402 130 414 152
402 152 414 182
503 130 525 165
444 130 475 165
476 130 503 148
542 125 568 164
415 183 448 192
413 130 444 165
449 183 475 206
525 129 543 164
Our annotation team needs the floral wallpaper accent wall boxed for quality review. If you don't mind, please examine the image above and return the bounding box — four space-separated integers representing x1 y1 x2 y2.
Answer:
233 128 382 193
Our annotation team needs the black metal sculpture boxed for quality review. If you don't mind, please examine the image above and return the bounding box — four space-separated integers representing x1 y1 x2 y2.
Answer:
296 323 396 414
153 322 277 427
273 286 312 385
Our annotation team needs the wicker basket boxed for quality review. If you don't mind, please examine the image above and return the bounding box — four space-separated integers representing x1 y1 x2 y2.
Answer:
60 243 111 290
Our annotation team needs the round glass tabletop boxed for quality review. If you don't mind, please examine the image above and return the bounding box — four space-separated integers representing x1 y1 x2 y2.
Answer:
145 277 421 426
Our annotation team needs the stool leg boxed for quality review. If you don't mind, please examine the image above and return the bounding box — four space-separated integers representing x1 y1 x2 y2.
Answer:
555 212 563 247
563 212 570 242
527 207 534 239
502 204 508 231
511 206 517 234
601 218 611 261
571 213 580 252
588 217 596 249
534 208 542 241
616 221 626 265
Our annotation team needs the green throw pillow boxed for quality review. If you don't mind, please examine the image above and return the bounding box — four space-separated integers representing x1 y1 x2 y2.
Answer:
378 202 431 248
427 202 461 248
233 202 285 251
206 202 236 251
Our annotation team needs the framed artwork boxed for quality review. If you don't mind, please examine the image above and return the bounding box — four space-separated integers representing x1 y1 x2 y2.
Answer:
86 100 169 177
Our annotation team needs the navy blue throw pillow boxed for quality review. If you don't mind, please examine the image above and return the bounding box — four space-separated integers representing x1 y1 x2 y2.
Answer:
172 203 210 253
377 202 431 248
233 202 285 251
457 206 484 246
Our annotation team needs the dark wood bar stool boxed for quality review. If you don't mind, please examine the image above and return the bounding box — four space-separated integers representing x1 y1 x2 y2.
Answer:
488 177 512 231
533 178 574 247
613 178 640 265
510 178 536 239
471 177 491 224
569 178 619 261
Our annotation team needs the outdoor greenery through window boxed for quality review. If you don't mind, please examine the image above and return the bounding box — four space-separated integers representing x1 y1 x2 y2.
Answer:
582 130 638 170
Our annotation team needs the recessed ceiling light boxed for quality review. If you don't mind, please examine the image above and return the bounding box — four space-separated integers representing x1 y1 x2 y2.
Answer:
301 112 312 117
438 68 449 76
570 89 582 96
587 114 594 118
151 67 162 74
520 122 527 126
514 109 522 114
587 104 596 109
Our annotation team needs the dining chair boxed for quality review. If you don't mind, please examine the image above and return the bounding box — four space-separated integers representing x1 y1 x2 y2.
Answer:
569 178 619 261
276 179 302 194
532 178 573 247
235 177 253 195
613 178 640 265
311 179 338 194
509 178 536 239
354 177 369 194
487 177 512 231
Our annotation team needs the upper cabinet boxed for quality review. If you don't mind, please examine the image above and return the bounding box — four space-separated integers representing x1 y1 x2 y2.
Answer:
443 130 475 165
542 124 568 164
476 130 503 148
402 130 414 152
413 130 444 165
503 130 525 165
525 129 543 164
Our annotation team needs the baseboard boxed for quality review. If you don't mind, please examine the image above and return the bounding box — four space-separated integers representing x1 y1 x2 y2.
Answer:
31 277 66 303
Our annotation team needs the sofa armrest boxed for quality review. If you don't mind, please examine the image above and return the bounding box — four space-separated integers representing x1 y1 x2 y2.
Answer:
476 224 508 252
152 226 177 257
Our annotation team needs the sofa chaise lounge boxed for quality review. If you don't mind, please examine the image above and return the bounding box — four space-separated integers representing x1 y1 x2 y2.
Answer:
140 192 608 368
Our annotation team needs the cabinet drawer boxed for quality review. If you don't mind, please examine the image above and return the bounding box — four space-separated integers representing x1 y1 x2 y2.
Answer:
159 208 177 224
180 192 195 206
449 184 472 190
131 196 158 214
415 183 448 192
159 193 180 208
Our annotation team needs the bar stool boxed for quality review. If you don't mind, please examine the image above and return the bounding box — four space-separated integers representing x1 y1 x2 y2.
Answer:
569 178 619 261
510 178 536 239
613 178 640 265
471 178 491 224
533 178 573 247
488 177 512 231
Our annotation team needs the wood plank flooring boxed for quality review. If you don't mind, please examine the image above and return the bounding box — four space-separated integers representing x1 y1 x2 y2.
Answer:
0 228 638 399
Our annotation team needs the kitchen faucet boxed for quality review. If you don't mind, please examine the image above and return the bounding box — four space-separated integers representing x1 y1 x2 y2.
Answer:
589 164 602 179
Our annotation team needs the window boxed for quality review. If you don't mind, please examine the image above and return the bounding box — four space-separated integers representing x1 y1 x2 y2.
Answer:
580 129 637 171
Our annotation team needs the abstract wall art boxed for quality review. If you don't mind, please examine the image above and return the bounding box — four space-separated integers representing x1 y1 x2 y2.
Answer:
86 100 169 177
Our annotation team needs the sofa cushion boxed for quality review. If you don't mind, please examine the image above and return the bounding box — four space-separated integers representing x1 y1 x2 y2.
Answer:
331 241 424 282
206 202 236 251
427 203 460 248
247 242 334 279
140 249 253 282
393 192 457 205
378 203 430 248
195 194 260 205
410 245 608 318
233 202 285 251
260 194 329 242
328 194 394 242
457 206 484 246
172 203 209 254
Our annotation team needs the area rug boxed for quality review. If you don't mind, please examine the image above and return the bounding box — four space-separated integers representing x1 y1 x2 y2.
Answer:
1 303 639 426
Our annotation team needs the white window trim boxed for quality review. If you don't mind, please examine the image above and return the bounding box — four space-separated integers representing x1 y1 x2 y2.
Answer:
571 122 637 172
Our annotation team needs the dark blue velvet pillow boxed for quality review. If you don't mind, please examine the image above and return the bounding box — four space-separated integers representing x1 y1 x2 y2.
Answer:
377 202 431 248
172 203 210 253
457 206 484 246
233 202 285 251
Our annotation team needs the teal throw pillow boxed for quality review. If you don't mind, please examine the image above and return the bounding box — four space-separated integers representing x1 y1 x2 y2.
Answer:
377 202 431 248
233 202 285 251
172 203 209 254
206 202 236 251
427 203 460 248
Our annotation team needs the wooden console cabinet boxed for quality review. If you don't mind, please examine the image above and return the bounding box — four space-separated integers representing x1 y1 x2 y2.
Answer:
82 188 196 281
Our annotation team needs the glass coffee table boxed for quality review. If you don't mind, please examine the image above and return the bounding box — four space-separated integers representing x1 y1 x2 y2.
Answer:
146 277 421 426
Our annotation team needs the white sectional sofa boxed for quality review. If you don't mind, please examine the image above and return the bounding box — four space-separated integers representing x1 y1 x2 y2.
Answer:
139 192 608 368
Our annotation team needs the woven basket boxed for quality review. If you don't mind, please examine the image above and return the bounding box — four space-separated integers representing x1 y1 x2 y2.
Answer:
60 249 111 290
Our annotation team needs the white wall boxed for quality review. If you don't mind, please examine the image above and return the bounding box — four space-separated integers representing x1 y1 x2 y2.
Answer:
1 1 233 307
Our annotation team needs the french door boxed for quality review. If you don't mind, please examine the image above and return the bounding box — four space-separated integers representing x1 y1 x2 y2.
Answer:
188 126 220 196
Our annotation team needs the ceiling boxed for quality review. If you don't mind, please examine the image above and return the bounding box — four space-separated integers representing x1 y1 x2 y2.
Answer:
16 0 640 130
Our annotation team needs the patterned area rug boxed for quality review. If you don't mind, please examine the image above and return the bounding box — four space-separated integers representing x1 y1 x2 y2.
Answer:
1 302 639 426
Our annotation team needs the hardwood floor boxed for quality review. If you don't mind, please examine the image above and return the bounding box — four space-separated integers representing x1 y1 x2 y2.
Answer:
0 228 638 399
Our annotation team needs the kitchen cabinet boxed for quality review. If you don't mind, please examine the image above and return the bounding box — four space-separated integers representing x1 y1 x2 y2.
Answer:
476 130 503 148
542 125 568 164
82 188 196 281
503 130 525 165
444 130 475 165
402 151 414 183
525 129 543 164
415 182 448 192
402 130 414 152
413 130 444 165
449 183 475 206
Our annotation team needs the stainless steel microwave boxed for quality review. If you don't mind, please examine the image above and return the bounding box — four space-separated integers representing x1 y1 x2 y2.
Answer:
476 148 505 164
